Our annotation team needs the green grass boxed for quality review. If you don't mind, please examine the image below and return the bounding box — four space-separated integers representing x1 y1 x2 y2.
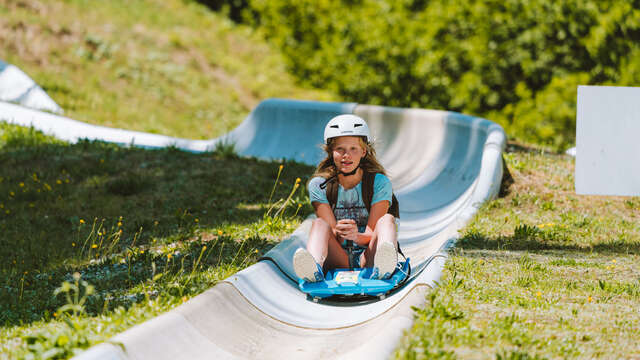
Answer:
395 145 640 359
0 123 315 358
0 0 334 139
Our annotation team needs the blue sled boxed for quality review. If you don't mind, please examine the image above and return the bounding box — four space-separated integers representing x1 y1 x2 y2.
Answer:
298 259 410 301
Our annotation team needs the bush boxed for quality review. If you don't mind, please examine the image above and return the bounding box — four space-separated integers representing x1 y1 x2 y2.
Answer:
216 0 640 150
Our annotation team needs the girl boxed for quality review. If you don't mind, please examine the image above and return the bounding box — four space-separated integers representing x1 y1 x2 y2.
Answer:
293 114 398 282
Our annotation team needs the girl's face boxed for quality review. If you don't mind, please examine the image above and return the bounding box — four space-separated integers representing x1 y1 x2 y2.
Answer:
332 136 366 174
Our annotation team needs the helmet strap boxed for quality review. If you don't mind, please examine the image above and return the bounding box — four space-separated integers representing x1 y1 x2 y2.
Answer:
340 164 360 176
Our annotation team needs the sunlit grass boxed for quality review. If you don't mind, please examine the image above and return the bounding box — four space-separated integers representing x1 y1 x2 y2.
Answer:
0 0 334 139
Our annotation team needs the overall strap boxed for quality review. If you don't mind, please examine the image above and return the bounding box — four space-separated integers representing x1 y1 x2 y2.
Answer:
361 171 374 212
362 172 400 219
324 177 339 211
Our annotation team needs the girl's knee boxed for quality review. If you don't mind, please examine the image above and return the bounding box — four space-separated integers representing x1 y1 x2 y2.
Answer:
376 213 395 227
312 217 331 230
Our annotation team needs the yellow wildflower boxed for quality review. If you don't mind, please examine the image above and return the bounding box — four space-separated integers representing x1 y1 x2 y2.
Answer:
295 178 301 184
536 291 542 297
44 183 52 191
72 243 76 247
167 253 173 260
279 164 284 171
195 218 199 223
203 246 207 251
118 222 122 227
65 179 69 183
217 230 223 236
56 179 62 185
79 219 85 224
19 182 24 187
588 296 593 303
9 191 15 197
612 259 617 263
182 296 188 303
92 244 98 248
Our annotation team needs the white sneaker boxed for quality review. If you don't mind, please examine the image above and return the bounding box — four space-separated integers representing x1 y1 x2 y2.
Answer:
293 248 324 282
373 242 397 279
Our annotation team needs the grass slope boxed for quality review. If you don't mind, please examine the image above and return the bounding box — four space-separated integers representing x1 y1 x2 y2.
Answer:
0 0 334 139
395 146 640 359
0 123 315 358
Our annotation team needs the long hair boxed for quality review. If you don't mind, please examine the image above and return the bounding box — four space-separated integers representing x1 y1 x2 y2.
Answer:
313 136 387 179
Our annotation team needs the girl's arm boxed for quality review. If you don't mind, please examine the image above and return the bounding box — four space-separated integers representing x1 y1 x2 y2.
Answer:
355 200 390 246
312 202 338 237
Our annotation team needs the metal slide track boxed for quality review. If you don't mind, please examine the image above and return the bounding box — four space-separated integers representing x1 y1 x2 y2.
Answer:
0 99 506 359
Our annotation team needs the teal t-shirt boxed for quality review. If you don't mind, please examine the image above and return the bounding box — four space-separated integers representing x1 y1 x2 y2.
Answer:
308 173 393 233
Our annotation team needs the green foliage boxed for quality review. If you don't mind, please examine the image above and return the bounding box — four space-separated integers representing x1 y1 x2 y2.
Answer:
105 173 151 196
211 138 239 159
225 0 640 149
22 322 92 360
496 351 547 360
22 273 95 359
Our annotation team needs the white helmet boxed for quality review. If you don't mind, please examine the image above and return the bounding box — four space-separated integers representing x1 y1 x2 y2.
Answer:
323 114 371 144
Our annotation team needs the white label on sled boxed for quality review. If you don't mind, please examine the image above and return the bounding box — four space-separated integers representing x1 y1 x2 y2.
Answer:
335 271 360 284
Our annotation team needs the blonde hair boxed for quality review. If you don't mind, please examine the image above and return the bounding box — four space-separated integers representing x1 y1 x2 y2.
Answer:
313 136 387 179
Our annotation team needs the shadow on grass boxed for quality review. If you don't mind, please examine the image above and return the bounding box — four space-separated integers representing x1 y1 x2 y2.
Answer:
458 226 640 256
0 133 314 326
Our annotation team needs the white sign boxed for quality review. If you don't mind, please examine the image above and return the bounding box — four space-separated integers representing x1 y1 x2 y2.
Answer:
576 85 640 196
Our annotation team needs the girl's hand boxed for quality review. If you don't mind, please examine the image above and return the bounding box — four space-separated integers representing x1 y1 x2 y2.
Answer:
335 219 358 241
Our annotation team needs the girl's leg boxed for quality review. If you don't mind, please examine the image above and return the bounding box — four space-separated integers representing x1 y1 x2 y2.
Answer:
362 214 397 268
307 218 349 270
